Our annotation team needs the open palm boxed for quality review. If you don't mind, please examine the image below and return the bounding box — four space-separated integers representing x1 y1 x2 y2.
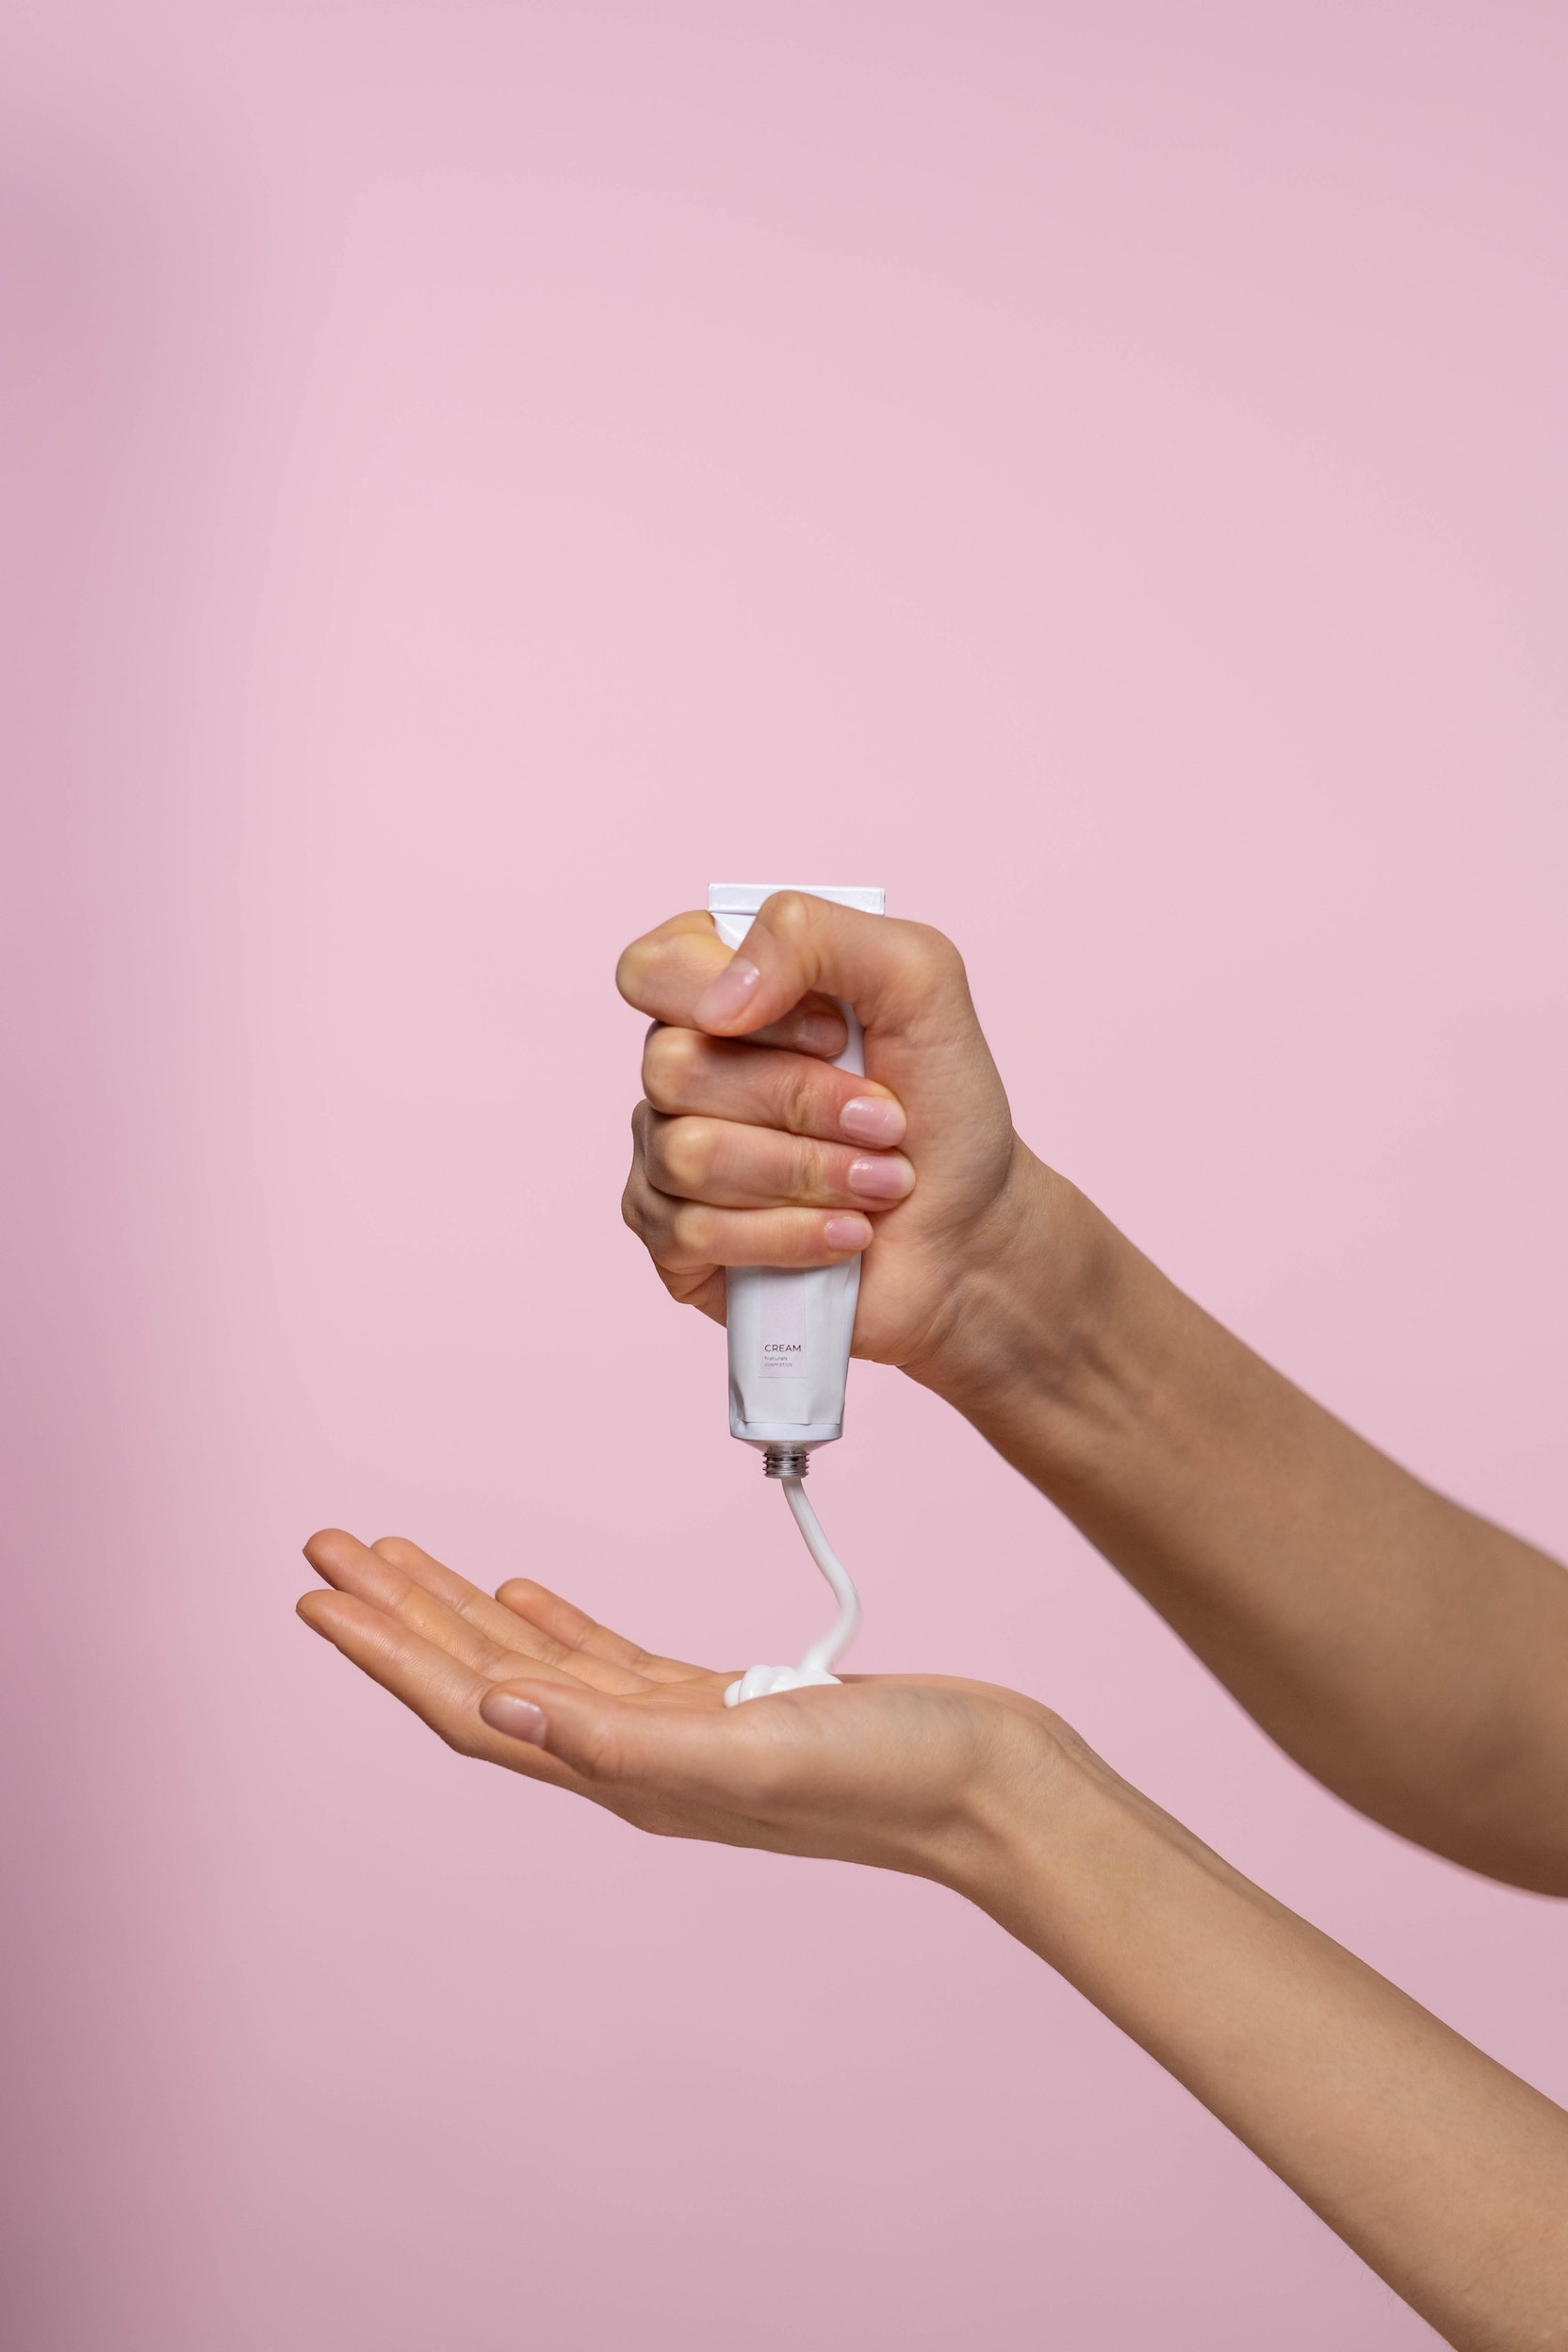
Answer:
298 1530 1055 1880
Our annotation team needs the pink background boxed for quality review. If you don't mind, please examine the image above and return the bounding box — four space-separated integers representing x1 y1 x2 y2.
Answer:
3 5 1565 2344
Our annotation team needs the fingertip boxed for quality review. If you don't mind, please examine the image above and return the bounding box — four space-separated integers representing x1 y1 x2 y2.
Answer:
494 1576 547 1626
691 954 763 1035
822 1212 874 1252
495 1575 548 1610
839 1091 906 1147
302 1526 359 1571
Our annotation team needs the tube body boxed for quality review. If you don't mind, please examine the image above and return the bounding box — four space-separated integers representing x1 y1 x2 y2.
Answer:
709 883 884 1449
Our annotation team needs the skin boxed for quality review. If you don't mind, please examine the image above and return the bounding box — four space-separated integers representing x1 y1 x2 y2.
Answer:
300 892 1568 2346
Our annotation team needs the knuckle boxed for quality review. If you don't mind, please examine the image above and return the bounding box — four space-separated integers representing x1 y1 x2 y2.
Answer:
642 1024 698 1110
655 1117 716 1196
668 1200 718 1264
639 1029 669 1100
614 940 654 1009
640 1114 670 1186
794 1136 832 1199
624 1162 675 1239
779 1063 824 1137
905 921 967 988
765 890 814 949
641 1113 676 1186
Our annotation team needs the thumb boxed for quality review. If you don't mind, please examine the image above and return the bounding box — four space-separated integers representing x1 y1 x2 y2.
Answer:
690 892 971 1048
691 896 1011 1175
479 1678 733 1792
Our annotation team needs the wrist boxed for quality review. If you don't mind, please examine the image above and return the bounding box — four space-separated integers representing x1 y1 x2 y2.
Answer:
919 1694 1129 1919
939 1701 1256 1986
900 1147 1143 1472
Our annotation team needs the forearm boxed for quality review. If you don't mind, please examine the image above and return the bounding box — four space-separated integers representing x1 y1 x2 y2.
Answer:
945 1721 1568 2351
911 1148 1568 1889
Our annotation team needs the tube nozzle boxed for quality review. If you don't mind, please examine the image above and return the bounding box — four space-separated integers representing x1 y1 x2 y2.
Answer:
761 1445 811 1479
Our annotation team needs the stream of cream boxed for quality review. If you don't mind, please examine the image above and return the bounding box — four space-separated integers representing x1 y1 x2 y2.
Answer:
724 1476 861 1705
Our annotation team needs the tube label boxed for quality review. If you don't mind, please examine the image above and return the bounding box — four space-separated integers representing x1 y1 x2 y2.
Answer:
759 1270 808 1379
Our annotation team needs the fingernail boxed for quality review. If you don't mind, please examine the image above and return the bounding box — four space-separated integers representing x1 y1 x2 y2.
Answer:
481 1691 547 1745
823 1213 873 1251
840 1095 905 1146
846 1153 914 1201
692 956 761 1029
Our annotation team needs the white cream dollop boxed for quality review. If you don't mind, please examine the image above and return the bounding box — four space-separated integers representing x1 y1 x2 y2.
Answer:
724 1661 840 1707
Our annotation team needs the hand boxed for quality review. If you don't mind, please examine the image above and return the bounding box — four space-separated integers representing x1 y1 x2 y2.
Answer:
296 1529 1568 2348
617 895 1075 1386
296 1528 1065 1882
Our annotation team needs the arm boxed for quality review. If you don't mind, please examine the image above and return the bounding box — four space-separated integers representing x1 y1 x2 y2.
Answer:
297 1530 1568 2351
616 896 1568 1891
937 1173 1568 1895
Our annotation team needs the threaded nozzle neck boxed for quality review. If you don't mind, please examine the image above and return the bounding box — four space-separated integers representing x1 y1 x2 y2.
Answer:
762 1445 811 1479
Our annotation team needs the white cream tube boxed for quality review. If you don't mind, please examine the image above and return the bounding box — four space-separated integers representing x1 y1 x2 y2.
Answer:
708 883 885 1707
708 883 885 1451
